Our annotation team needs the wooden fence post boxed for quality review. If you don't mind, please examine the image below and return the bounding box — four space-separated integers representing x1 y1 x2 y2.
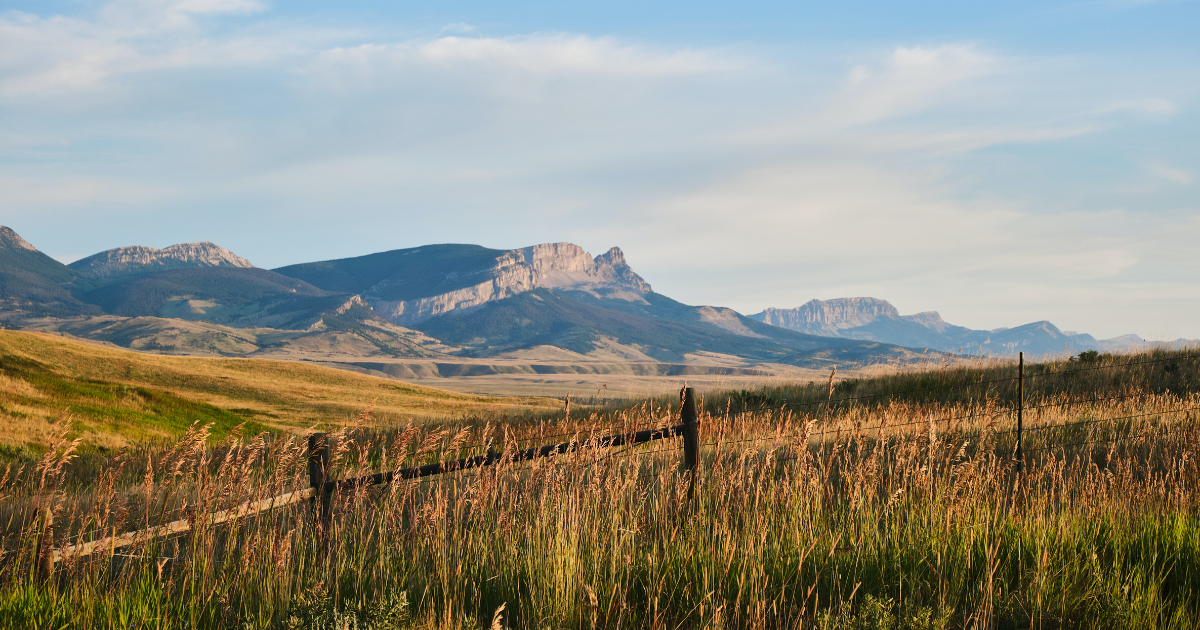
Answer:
681 387 699 471
37 506 53 583
681 387 700 506
307 433 331 531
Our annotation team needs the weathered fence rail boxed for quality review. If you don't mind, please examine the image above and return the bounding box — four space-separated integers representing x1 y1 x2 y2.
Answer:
28 348 1200 579
43 388 701 572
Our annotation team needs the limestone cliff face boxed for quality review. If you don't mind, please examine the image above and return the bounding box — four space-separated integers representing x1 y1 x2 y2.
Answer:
754 298 900 336
367 243 651 325
69 242 255 277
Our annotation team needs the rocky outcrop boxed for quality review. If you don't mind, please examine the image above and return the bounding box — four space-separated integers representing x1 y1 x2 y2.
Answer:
753 298 900 337
367 243 651 325
69 242 255 278
333 295 370 315
0 226 38 252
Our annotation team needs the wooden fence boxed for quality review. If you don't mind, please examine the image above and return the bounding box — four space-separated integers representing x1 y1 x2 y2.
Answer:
39 388 701 577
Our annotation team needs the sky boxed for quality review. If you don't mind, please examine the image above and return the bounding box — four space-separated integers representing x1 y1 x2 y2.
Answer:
1 0 1197 340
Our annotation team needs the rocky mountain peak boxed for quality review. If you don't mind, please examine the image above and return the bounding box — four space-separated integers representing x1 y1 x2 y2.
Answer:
0 226 38 252
901 311 948 331
70 241 255 278
521 242 652 295
753 298 899 336
365 242 652 325
595 246 627 266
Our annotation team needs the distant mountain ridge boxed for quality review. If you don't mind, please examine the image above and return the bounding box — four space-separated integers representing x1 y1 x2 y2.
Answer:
278 242 652 325
69 242 254 278
751 298 1159 357
4 225 1174 371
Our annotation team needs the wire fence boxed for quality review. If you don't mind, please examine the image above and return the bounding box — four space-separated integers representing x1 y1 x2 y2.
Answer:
367 350 1200 469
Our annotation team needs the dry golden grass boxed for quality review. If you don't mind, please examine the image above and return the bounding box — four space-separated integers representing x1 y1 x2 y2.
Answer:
0 331 560 449
3 365 1199 629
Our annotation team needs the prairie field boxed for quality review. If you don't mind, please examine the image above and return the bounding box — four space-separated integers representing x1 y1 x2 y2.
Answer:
0 331 560 451
1 347 1199 628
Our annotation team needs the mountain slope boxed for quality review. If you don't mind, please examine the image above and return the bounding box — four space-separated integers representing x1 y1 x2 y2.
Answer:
74 267 346 328
22 306 454 359
0 226 98 317
274 244 511 298
414 289 918 367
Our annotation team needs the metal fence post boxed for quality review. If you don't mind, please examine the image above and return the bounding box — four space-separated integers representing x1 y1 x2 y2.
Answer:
1017 352 1024 473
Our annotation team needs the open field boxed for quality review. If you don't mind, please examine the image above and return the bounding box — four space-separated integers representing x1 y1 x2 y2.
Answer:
16 316 961 401
0 327 973 452
0 331 560 451
1 348 1199 628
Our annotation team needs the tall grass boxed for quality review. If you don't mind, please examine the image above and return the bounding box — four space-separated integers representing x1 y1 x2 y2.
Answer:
2 350 1200 628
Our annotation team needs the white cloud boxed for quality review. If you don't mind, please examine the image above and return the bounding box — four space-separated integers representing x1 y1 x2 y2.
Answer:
0 1 287 100
439 23 476 35
618 158 1199 337
98 0 266 25
1090 98 1179 118
1 1 1196 339
309 34 742 85
733 44 1024 147
834 125 1095 155
829 44 1006 126
1146 162 1193 184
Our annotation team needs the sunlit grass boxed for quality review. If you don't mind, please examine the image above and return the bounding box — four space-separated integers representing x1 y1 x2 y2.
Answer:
0 331 561 450
2 348 1199 628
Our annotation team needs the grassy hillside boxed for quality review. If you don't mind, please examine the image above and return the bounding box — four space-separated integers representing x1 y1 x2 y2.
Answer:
0 331 558 452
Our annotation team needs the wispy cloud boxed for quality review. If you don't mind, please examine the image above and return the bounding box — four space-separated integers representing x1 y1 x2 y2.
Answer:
1 0 1196 339
1089 98 1179 117
308 34 743 85
439 23 476 35
0 173 176 211
1146 162 1193 184
0 1 304 100
831 44 1007 126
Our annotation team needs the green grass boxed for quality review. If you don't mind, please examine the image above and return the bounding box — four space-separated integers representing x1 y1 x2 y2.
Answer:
2 346 1199 629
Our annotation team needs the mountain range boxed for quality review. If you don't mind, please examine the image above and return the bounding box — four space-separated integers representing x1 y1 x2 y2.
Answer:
749 298 1157 357
0 226 1171 378
0 227 920 372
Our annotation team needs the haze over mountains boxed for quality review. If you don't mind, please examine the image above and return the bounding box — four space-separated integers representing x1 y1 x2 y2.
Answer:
750 298 1153 357
0 226 1167 380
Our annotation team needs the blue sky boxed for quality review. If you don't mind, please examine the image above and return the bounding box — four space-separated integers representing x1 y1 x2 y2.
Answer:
1 0 1197 339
